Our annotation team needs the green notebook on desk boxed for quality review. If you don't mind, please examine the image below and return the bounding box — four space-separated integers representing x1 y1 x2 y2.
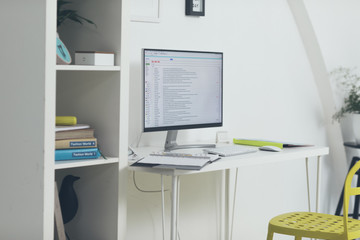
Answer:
233 138 312 149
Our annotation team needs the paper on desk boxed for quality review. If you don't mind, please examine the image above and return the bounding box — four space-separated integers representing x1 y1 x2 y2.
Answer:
139 155 209 166
139 154 219 166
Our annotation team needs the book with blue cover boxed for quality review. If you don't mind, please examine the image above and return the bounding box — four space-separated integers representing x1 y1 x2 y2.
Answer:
55 148 101 161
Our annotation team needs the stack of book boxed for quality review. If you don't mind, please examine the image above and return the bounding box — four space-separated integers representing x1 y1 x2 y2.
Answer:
55 116 101 161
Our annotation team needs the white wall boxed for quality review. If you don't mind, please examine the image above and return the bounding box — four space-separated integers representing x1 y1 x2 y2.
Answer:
127 1 360 239
305 0 360 142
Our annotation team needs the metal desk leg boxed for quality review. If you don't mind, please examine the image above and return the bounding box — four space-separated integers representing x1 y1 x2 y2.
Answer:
171 175 179 240
305 156 321 213
316 156 321 213
305 157 311 212
230 168 239 240
306 156 322 240
161 175 166 240
220 169 227 240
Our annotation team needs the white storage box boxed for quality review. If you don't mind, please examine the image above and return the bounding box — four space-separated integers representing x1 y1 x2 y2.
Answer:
75 51 115 66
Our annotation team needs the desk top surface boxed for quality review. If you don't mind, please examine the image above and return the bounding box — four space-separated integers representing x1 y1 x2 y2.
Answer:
128 145 329 176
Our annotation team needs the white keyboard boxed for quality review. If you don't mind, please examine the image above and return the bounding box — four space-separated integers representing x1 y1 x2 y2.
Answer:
203 145 257 157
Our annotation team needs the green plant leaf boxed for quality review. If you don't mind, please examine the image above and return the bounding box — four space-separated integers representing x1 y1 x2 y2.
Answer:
67 12 85 25
57 0 96 28
332 67 360 122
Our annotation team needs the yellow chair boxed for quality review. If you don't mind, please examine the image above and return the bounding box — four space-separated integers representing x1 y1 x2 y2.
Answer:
267 160 360 240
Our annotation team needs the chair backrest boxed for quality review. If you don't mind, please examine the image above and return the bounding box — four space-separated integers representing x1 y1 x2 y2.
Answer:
343 160 360 237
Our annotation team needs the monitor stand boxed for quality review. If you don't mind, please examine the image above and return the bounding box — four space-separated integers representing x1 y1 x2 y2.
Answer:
164 130 216 152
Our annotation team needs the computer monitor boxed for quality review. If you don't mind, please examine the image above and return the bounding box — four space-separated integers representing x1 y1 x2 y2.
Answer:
143 49 223 151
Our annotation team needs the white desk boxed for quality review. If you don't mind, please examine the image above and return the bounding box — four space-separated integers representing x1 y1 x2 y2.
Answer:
129 145 329 240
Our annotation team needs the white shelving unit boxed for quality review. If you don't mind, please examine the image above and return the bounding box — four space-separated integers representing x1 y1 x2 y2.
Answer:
54 157 119 170
0 0 129 239
56 65 121 71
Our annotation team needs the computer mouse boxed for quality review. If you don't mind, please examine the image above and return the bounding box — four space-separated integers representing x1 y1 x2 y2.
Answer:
259 145 282 152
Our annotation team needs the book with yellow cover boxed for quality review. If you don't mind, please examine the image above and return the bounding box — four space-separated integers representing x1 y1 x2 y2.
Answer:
56 116 77 126
55 138 97 149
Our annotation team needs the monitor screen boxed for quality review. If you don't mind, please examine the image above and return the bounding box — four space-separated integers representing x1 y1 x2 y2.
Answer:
143 49 223 132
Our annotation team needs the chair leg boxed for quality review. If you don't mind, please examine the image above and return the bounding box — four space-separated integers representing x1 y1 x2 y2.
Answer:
354 174 360 219
336 157 360 216
266 230 274 240
335 187 345 216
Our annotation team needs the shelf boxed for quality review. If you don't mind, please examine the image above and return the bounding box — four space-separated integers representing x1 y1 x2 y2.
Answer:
56 65 121 72
55 157 119 170
1 0 129 236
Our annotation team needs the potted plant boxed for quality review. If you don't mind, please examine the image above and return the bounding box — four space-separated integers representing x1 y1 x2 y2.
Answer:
332 67 360 143
56 0 96 64
57 0 96 28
